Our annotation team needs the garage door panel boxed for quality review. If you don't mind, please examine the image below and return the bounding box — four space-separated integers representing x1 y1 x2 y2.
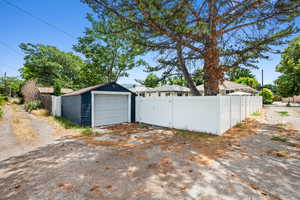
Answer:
94 94 129 126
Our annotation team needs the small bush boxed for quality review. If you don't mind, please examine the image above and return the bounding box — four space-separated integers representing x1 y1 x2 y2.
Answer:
0 94 7 106
271 136 289 142
259 88 273 104
24 100 43 112
81 128 94 136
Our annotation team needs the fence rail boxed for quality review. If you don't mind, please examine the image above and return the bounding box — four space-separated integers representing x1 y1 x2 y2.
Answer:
136 96 262 135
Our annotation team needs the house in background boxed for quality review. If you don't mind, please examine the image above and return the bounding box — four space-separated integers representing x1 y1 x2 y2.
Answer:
147 85 191 97
130 86 150 97
196 80 258 96
37 87 74 96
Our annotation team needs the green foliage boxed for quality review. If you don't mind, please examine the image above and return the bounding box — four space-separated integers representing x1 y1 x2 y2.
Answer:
259 88 273 104
53 116 81 129
0 107 3 119
277 111 289 116
251 111 261 116
73 14 147 86
271 137 289 142
24 100 43 112
276 36 300 98
192 68 204 86
0 76 24 97
226 68 255 81
53 81 62 96
82 0 299 95
0 94 7 106
235 77 259 89
263 84 277 94
81 128 94 136
19 43 84 89
139 73 160 88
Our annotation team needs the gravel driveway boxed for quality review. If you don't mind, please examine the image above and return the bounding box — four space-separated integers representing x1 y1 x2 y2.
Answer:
0 105 299 200
0 104 75 161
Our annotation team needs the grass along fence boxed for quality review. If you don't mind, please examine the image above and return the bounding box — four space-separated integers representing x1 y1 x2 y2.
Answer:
136 96 262 135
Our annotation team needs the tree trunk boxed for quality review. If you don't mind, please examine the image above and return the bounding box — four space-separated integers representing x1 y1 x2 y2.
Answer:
176 43 200 96
203 0 221 96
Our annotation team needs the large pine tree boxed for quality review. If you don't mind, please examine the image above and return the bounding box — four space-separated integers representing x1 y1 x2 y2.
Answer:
82 0 300 95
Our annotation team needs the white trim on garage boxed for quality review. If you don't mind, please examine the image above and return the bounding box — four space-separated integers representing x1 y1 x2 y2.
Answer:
91 91 132 128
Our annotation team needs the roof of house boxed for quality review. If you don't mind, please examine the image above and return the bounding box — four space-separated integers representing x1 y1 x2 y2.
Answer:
149 85 190 92
130 86 151 93
63 82 132 96
37 87 74 94
196 80 257 93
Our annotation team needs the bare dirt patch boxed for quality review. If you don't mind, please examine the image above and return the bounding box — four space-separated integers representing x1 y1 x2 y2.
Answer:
11 105 37 142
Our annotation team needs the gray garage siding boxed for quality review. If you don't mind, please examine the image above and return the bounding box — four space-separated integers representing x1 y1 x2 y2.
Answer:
62 95 81 125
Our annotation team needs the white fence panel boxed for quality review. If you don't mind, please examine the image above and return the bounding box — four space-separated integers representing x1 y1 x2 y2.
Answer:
173 97 220 134
52 96 61 117
136 96 262 135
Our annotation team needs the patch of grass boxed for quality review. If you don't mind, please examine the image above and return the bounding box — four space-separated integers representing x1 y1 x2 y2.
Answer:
277 111 289 116
81 128 94 136
271 136 289 142
251 111 261 116
175 129 216 140
53 116 81 129
233 123 243 128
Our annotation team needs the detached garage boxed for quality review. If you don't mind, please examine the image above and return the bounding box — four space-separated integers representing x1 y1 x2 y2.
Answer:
62 82 136 127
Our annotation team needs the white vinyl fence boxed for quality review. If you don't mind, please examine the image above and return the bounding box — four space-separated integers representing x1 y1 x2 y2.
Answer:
136 96 262 135
51 96 61 117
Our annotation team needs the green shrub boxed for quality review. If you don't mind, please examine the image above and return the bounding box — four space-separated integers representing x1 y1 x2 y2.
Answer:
24 100 43 112
0 94 7 106
259 88 273 104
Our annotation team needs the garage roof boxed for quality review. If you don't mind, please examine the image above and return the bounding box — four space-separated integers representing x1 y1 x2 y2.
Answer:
63 82 133 96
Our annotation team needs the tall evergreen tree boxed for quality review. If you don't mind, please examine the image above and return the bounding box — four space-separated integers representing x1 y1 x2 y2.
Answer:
82 0 299 95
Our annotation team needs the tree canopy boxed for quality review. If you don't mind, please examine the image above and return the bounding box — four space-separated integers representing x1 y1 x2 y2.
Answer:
226 67 255 81
235 77 259 89
275 36 300 97
82 0 299 95
19 43 84 89
137 73 160 88
73 14 147 86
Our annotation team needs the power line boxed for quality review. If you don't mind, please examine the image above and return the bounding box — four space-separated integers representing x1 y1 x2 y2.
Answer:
0 40 23 56
1 0 76 39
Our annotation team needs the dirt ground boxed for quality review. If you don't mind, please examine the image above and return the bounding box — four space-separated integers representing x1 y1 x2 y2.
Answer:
0 104 78 161
0 105 299 200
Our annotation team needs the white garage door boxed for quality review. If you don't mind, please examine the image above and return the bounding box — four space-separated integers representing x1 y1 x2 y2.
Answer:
94 94 129 126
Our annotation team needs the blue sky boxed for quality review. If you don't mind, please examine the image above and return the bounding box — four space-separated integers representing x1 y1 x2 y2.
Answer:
0 0 298 85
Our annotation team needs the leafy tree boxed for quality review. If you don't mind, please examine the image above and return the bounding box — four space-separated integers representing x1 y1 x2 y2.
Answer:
226 67 255 81
19 43 84 89
259 88 273 104
73 14 147 85
235 77 259 89
192 68 204 86
0 76 24 97
53 81 62 96
136 73 160 88
275 36 300 97
82 0 299 95
263 84 277 94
